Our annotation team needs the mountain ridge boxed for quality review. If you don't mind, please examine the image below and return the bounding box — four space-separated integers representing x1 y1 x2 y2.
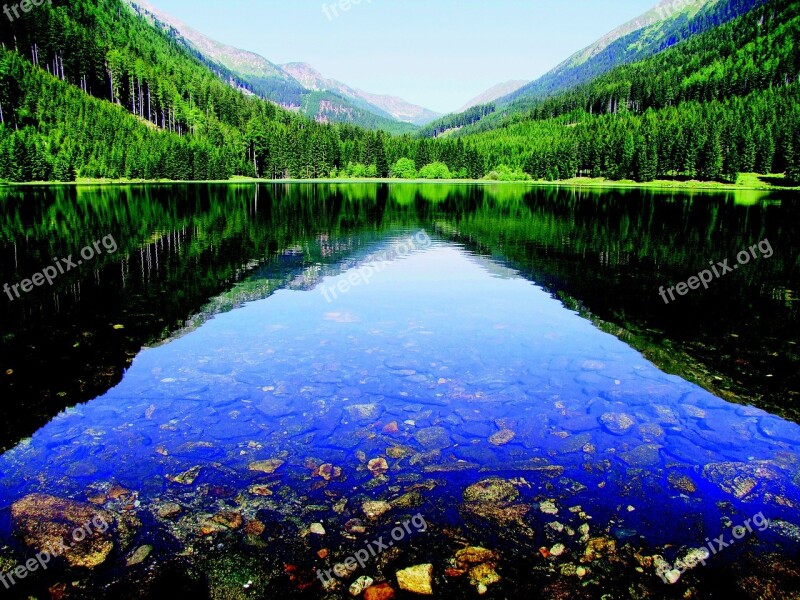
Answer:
497 0 769 106
279 62 440 125
458 80 529 112
125 0 437 128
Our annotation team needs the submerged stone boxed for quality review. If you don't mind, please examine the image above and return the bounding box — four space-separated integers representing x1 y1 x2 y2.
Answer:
363 500 392 520
364 582 395 600
463 478 519 503
600 412 636 435
619 444 662 467
126 545 153 567
488 429 515 446
396 564 434 595
350 575 374 596
11 494 118 568
414 427 452 450
248 459 285 474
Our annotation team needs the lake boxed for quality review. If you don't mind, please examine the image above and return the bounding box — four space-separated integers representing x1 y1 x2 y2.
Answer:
0 183 799 598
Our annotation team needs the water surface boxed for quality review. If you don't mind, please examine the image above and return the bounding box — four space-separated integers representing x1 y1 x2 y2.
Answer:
0 184 798 598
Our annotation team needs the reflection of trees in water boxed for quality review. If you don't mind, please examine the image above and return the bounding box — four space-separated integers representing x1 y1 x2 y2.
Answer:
0 183 797 448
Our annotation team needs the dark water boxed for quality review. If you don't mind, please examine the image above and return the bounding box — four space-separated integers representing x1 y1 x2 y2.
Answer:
0 184 799 598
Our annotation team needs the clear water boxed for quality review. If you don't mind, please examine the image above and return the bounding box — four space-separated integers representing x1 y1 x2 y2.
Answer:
0 184 799 597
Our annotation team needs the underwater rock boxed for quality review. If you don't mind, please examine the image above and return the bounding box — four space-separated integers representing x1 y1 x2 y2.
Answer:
667 472 697 494
409 450 442 466
11 494 118 568
733 553 800 599
701 461 779 499
455 547 500 567
758 418 800 444
463 478 519 503
469 562 500 587
619 444 662 467
387 445 415 459
540 500 559 515
583 537 616 562
369 458 390 477
107 484 131 500
156 502 182 520
316 463 343 480
255 398 294 418
126 545 152 567
248 459 285 474
345 518 368 534
346 403 382 421
771 520 800 542
167 465 203 485
364 582 395 600
391 491 424 510
414 427 452 450
309 523 326 535
600 412 636 435
244 520 266 536
396 564 434 595
363 501 392 520
248 484 275 496
488 429 515 446
463 502 532 529
383 421 400 434
349 575 374 596
212 512 244 530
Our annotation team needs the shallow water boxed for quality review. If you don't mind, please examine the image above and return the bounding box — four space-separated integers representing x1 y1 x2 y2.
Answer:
0 184 799 598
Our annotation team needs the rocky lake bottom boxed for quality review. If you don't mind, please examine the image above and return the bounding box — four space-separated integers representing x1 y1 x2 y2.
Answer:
1 237 799 599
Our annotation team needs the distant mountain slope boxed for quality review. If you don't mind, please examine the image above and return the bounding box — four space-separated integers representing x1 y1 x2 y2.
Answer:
430 0 774 137
499 0 770 106
458 80 529 112
352 89 440 126
125 0 430 131
457 0 800 181
281 63 440 125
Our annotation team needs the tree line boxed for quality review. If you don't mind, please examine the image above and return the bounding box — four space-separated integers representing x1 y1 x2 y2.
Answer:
0 0 798 184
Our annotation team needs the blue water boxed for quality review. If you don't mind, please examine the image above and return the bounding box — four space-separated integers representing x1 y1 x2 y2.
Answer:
1 232 799 567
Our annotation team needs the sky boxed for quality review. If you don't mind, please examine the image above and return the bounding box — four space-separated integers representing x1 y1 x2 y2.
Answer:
147 0 660 114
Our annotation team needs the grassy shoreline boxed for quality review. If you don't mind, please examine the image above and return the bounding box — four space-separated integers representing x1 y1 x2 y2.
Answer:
1 173 798 191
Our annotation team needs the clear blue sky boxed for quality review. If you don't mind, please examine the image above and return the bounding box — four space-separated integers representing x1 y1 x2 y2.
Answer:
147 0 659 113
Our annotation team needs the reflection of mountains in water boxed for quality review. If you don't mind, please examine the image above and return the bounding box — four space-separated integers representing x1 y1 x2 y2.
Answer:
0 183 797 451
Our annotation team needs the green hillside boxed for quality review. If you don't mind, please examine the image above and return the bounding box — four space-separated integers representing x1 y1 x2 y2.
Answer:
0 0 797 184
458 0 800 182
0 0 450 181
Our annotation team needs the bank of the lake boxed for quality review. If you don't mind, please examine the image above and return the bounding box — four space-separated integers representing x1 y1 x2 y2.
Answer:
1 173 798 192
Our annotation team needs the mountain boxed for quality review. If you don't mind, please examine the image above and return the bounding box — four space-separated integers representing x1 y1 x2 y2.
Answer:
124 0 436 130
349 89 440 126
0 0 797 186
281 63 440 125
0 0 484 182
458 80 529 112
498 0 771 106
427 0 774 137
456 0 800 181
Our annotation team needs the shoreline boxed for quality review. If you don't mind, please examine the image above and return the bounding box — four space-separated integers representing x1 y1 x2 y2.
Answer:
1 174 798 192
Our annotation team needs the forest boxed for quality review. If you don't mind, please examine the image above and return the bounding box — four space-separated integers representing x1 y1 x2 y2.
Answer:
0 0 798 183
